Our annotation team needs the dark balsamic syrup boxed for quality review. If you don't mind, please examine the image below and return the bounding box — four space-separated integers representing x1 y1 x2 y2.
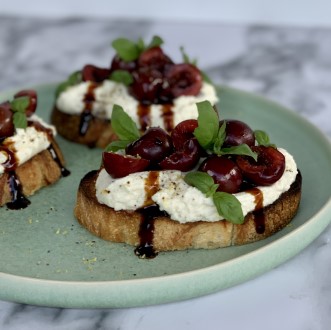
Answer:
47 145 70 177
137 104 151 131
79 82 98 136
6 171 31 209
134 171 162 259
247 187 265 234
161 104 174 132
134 205 167 259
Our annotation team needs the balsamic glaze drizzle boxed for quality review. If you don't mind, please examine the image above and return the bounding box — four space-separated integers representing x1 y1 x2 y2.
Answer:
47 145 70 177
6 171 31 210
79 83 98 136
247 187 265 234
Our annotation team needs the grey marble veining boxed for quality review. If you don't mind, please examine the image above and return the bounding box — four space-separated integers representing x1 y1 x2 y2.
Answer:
0 15 331 330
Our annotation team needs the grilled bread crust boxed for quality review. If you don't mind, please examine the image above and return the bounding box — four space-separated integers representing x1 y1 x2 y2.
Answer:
74 170 302 252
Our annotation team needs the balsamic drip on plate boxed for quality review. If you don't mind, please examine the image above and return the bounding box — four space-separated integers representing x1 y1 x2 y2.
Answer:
134 205 168 259
134 171 163 258
6 171 31 210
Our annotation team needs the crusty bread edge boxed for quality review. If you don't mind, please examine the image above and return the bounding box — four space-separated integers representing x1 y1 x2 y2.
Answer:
51 106 117 148
0 138 66 206
74 170 302 252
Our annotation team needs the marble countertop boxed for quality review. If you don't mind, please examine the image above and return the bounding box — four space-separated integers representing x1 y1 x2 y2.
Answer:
0 16 330 330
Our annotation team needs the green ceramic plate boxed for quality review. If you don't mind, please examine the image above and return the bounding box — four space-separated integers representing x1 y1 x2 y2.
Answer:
0 84 330 308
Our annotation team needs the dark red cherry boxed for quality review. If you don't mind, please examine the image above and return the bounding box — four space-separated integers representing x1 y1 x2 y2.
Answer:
171 119 198 150
236 146 285 186
159 138 200 172
199 156 243 193
220 120 255 147
14 89 37 117
166 63 202 98
102 152 150 178
82 64 111 83
125 127 173 163
138 46 173 71
0 102 14 140
130 68 164 104
110 55 137 73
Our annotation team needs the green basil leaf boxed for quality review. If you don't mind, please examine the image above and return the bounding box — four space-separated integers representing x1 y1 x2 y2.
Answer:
221 144 258 161
112 38 140 61
13 111 27 129
105 140 132 152
213 192 244 224
55 71 82 98
10 96 29 113
213 121 227 154
109 70 133 86
254 130 276 147
201 70 213 84
184 171 219 197
194 100 220 149
180 46 197 66
111 104 140 141
147 35 164 49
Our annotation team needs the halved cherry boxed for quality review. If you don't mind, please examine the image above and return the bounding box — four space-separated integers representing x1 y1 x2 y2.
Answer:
82 64 111 83
159 138 200 172
199 156 243 193
166 63 202 97
125 127 173 163
110 55 137 73
102 152 150 178
138 46 173 71
236 146 285 186
171 119 198 150
129 68 164 104
220 119 255 147
0 102 14 140
14 89 37 117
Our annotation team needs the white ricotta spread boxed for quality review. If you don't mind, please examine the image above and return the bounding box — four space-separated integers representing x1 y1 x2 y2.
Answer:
55 80 218 130
95 148 298 224
0 114 56 175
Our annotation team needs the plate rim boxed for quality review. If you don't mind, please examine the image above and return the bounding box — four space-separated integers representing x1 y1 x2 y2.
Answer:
0 83 331 308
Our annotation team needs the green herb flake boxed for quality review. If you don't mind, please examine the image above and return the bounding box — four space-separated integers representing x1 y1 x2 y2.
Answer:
109 70 133 86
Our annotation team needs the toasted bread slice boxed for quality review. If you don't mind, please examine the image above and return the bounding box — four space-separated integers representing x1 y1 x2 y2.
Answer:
74 170 302 252
51 106 116 148
0 138 67 207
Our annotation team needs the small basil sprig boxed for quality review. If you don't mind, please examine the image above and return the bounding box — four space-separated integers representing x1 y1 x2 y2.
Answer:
10 96 30 129
194 101 258 161
111 35 163 62
254 130 276 148
184 171 244 224
55 71 82 98
109 70 133 86
105 104 140 152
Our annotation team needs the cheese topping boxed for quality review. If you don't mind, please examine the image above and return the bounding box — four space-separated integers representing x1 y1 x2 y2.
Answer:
0 114 56 175
95 148 298 224
55 80 218 130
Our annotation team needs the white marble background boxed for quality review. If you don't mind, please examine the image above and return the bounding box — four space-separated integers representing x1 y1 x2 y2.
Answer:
0 15 331 330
